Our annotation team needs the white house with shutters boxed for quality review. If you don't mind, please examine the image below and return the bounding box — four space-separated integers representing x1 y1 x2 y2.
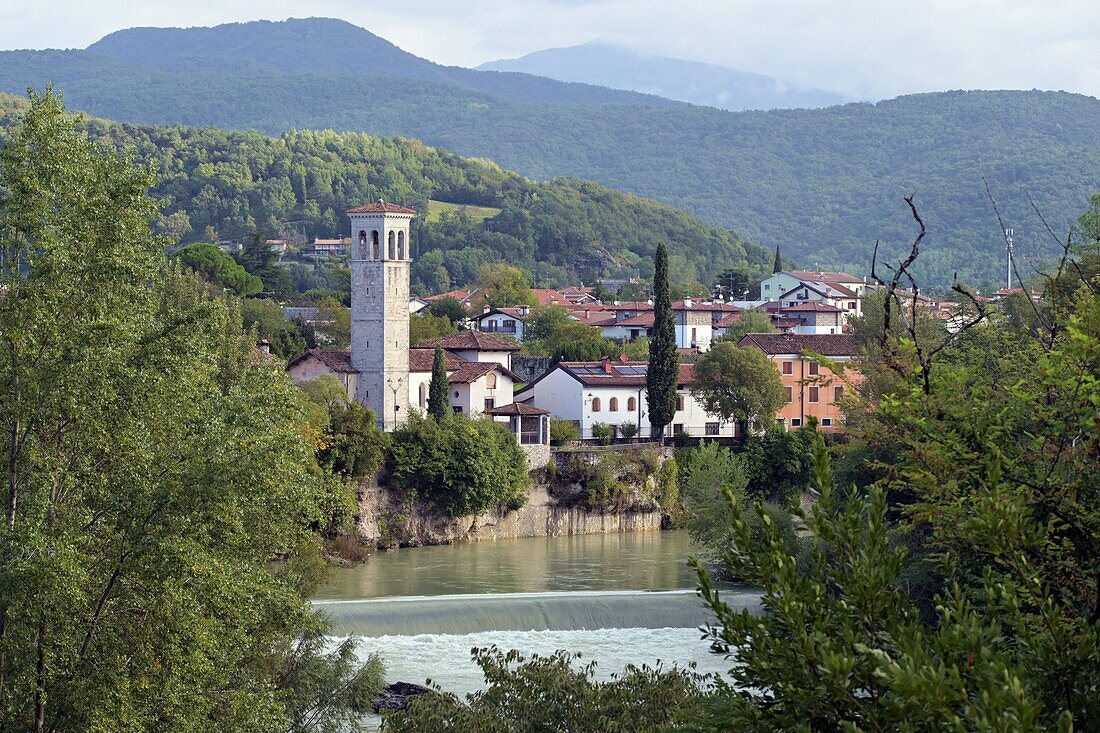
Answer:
514 357 737 441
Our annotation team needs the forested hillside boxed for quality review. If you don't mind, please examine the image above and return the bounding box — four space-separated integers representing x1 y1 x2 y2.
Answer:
0 93 769 292
1 18 1097 285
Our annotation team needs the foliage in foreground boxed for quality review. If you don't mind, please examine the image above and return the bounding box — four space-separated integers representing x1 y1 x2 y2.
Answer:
383 647 710 733
0 88 381 733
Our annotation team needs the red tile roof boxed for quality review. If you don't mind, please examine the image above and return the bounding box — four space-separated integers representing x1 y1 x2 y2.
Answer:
415 330 522 352
737 333 855 357
554 360 694 388
346 201 419 215
485 402 550 416
286 348 355 373
571 309 615 325
424 288 477 303
408 347 468 372
614 313 655 327
782 302 843 312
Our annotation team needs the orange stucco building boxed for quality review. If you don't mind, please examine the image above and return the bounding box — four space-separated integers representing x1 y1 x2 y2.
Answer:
738 333 861 432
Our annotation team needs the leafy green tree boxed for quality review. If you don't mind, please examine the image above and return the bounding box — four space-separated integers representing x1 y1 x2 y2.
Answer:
647 243 678 441
548 418 580 445
772 244 782 274
311 296 351 348
410 312 457 346
387 414 529 516
714 309 775 344
689 341 785 429
427 296 468 324
537 320 616 364
475 263 535 308
241 298 307 358
522 304 574 342
427 346 451 420
738 426 815 502
281 631 387 733
0 88 352 733
176 242 264 295
297 376 386 481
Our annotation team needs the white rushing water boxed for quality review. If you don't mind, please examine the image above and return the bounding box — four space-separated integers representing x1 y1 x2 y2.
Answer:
349 626 734 697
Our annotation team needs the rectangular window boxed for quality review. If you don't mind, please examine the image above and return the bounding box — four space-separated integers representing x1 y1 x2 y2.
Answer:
785 386 793 403
453 406 463 414
834 386 844 402
676 395 685 411
673 424 685 435
782 361 793 375
808 362 819 376
705 422 719 436
791 418 802 427
849 301 856 310
691 327 697 342
764 284 770 290
808 386 819 403
484 398 495 410
821 418 833 427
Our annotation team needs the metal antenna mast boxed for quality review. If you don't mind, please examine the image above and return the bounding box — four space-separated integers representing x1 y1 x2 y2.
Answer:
1004 228 1014 290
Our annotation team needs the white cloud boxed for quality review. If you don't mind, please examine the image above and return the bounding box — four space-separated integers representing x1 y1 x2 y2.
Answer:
0 0 1096 99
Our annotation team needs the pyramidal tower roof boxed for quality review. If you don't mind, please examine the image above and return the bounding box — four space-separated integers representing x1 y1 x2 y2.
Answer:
346 199 419 215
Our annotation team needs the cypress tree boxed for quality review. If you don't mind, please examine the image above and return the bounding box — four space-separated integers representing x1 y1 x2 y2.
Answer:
772 244 783 274
427 345 450 419
647 243 678 442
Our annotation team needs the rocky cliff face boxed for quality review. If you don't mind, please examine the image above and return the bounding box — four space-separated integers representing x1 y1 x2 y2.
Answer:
358 484 664 547
358 446 674 547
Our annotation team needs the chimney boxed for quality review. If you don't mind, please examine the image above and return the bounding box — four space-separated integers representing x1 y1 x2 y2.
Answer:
483 305 491 315
683 297 693 309
600 356 613 373
619 353 629 363
518 304 530 316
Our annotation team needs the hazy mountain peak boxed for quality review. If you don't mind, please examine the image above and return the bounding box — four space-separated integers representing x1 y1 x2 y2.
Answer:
478 42 850 111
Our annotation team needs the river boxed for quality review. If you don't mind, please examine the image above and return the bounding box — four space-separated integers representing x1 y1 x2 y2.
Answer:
313 530 760 723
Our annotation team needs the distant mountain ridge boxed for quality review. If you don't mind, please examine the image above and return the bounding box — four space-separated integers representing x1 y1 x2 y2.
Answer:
478 41 849 111
84 18 680 108
0 18 1097 287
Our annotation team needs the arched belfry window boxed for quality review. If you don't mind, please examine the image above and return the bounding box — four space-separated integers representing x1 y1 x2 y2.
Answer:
358 230 367 259
388 231 396 260
397 231 406 260
371 231 380 260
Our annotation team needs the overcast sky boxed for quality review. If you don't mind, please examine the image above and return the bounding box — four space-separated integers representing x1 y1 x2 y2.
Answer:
1 0 1097 100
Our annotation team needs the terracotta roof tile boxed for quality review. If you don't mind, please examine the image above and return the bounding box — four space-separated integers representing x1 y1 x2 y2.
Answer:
346 201 419 215
447 362 504 384
286 348 356 373
737 333 855 356
408 348 468 372
485 402 550 416
416 330 522 351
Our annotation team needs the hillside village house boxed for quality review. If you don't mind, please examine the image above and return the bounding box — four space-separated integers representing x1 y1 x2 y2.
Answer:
477 306 531 340
738 333 859 432
514 357 739 441
759 270 866 319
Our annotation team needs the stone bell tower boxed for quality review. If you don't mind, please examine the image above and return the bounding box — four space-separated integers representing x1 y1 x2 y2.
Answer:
347 200 416 430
